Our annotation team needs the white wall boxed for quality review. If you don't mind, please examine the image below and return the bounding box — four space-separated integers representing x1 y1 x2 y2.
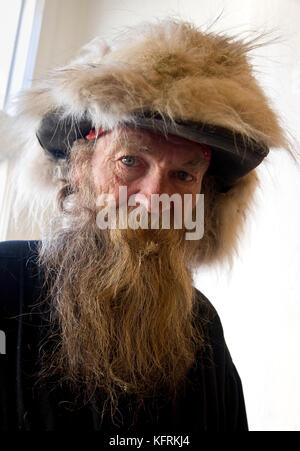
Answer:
8 0 300 431
34 0 89 78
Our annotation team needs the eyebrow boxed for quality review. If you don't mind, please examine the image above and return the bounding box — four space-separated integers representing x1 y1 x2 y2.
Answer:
110 140 205 170
182 159 205 169
110 144 150 157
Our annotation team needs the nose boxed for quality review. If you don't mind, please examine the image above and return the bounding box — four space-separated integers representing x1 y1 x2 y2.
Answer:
135 170 174 213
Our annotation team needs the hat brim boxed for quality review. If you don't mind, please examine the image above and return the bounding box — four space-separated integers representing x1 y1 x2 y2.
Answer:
132 114 269 189
36 111 269 190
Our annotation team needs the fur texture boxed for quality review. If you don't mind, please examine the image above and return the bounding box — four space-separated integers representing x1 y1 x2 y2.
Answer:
0 19 290 264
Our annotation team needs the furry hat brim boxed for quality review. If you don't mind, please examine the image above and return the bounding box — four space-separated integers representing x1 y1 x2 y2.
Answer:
36 110 269 191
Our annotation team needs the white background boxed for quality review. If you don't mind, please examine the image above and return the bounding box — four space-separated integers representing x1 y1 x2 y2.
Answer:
3 0 300 431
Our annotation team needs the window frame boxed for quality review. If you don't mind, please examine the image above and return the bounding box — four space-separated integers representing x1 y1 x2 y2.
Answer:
0 0 45 241
3 0 45 112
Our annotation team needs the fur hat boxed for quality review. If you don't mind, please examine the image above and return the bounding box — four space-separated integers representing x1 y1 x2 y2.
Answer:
0 19 290 263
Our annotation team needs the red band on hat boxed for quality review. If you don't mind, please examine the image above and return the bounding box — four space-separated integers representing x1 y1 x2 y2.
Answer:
200 144 212 165
85 128 104 140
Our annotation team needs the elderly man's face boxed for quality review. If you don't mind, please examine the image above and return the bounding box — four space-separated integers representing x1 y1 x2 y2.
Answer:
90 126 210 211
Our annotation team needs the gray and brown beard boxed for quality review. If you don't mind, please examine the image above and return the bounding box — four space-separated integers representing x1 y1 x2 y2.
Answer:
36 143 207 420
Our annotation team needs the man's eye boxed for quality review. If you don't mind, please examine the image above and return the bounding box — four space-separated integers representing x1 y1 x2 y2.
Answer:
176 171 193 182
120 155 140 167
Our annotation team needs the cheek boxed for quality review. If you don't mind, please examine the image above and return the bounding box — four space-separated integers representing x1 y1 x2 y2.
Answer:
91 152 115 190
181 177 203 211
92 161 130 204
93 170 118 194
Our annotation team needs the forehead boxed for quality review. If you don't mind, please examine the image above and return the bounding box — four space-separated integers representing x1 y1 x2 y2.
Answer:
101 125 205 159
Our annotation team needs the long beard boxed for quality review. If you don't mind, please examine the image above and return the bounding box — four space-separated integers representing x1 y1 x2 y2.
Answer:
37 178 205 420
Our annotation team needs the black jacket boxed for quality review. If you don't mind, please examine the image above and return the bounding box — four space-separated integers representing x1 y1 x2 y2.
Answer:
0 240 248 436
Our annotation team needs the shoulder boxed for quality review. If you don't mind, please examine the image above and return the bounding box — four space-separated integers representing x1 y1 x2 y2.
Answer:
194 287 225 342
0 240 40 259
193 287 234 368
193 288 248 430
0 240 42 318
0 239 41 284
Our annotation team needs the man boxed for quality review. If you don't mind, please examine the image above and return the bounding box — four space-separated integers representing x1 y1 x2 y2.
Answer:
0 19 289 434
